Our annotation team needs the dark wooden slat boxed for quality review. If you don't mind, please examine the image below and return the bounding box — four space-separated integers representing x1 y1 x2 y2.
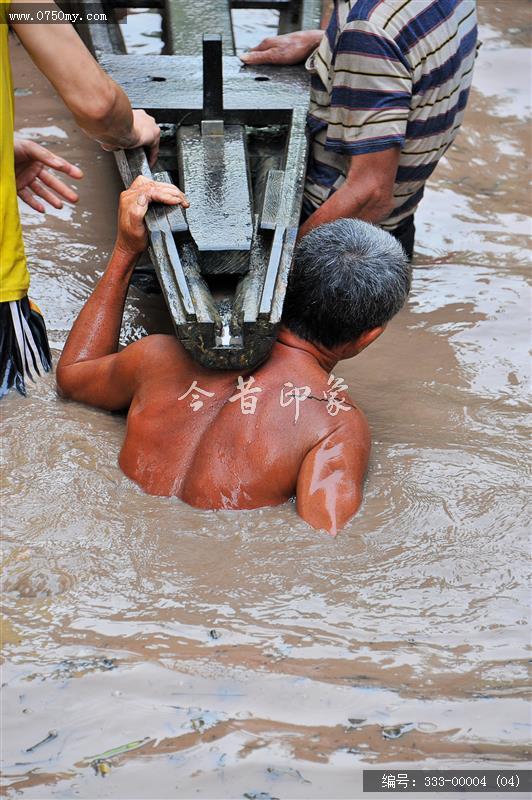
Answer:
232 217 270 328
203 35 224 120
260 169 284 230
114 149 187 234
231 0 291 7
300 0 322 30
107 0 163 6
178 125 253 273
152 171 188 234
163 0 234 55
114 150 195 319
267 105 308 323
278 0 300 34
98 54 309 115
72 0 126 55
259 225 285 316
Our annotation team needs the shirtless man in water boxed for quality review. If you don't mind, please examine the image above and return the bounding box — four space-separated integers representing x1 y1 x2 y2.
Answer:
57 177 410 535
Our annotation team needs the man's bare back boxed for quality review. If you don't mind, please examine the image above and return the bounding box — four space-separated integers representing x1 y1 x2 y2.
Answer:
57 177 410 534
118 329 368 522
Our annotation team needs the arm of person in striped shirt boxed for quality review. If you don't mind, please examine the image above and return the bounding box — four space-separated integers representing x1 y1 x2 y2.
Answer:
299 147 401 238
300 19 413 237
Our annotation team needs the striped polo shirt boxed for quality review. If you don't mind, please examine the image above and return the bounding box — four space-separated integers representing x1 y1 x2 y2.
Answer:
304 0 478 230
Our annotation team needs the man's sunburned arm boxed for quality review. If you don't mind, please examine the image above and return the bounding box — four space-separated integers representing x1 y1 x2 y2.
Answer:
56 177 188 410
56 245 145 410
296 412 370 536
12 3 160 163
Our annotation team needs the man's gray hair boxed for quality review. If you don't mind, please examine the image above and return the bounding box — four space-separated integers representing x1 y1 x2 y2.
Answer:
282 218 411 348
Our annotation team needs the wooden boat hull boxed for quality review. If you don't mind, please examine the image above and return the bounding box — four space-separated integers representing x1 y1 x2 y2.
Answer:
73 0 321 370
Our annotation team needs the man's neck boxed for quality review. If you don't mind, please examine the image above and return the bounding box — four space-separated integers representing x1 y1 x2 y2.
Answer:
276 326 339 373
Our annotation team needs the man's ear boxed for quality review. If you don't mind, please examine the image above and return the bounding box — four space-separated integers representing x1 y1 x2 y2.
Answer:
355 325 386 353
335 326 386 359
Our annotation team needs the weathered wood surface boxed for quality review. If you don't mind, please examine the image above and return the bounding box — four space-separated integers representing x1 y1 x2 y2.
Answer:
260 169 284 230
178 124 253 274
97 55 309 122
262 105 309 323
74 0 322 369
71 0 126 55
163 0 235 55
300 0 322 30
114 149 194 323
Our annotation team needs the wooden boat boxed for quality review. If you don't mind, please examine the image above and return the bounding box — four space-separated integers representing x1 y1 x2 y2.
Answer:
73 0 321 369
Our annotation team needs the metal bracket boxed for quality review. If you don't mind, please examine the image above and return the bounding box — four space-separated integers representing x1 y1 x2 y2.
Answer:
201 120 224 136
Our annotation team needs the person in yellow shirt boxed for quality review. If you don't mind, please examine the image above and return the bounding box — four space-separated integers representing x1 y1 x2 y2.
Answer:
1 2 161 397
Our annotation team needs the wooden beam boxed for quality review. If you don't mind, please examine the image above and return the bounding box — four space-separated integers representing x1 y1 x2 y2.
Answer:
163 0 235 55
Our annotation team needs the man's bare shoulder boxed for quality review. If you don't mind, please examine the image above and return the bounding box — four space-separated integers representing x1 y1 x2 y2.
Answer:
309 393 370 458
123 334 186 368
339 400 370 444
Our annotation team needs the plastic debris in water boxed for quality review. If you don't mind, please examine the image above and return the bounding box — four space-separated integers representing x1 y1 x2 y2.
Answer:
209 629 220 639
347 717 366 729
266 766 310 784
26 729 58 752
50 657 117 680
188 709 226 733
86 736 151 762
191 717 205 733
382 722 415 740
93 760 111 777
244 793 280 800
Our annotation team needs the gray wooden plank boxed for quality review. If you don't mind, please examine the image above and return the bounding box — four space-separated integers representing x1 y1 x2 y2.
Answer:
72 0 126 55
98 55 309 116
163 0 234 55
300 0 322 30
260 106 309 321
178 125 253 259
153 171 188 234
259 224 285 315
113 150 195 319
260 169 285 230
231 0 291 7
114 150 188 234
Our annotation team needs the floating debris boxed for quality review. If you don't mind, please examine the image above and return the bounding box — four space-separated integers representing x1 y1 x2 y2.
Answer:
347 717 366 729
266 766 310 783
382 722 416 740
416 722 438 732
53 657 117 679
188 709 227 733
209 629 221 640
26 729 58 752
87 736 151 763
93 759 111 777
24 657 120 683
14 87 32 96
244 793 280 800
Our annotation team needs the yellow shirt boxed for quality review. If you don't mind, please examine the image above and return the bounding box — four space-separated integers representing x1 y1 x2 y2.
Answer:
1 4 30 302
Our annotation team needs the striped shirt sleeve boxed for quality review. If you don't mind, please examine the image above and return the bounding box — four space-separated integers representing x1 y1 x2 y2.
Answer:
325 20 413 156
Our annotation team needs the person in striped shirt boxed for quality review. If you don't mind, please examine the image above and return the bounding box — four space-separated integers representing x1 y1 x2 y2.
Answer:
241 0 479 258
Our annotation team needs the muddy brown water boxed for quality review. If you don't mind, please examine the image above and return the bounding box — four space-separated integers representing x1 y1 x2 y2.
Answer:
1 3 531 798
